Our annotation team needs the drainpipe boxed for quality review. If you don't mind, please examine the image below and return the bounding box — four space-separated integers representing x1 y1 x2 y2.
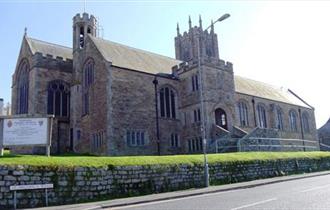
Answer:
252 98 257 127
57 120 60 154
298 108 305 151
153 77 161 155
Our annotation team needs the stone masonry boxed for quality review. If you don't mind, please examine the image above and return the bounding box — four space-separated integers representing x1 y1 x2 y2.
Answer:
1 157 330 209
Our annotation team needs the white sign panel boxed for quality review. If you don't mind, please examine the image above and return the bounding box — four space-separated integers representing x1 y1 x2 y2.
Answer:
3 118 48 146
10 184 53 191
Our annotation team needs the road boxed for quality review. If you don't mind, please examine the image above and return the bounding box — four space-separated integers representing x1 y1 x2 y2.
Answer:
109 174 330 210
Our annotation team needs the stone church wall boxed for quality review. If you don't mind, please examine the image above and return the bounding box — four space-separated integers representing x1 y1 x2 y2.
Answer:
175 58 236 152
109 66 183 155
11 38 35 115
72 39 109 155
235 93 318 149
11 40 73 154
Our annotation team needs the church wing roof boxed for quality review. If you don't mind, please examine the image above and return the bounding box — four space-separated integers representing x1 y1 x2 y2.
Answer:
318 118 330 136
234 75 311 108
26 37 72 60
89 35 181 74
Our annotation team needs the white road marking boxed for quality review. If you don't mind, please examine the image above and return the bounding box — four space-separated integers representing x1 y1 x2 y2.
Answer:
300 183 330 193
108 189 243 209
230 198 277 210
83 207 101 210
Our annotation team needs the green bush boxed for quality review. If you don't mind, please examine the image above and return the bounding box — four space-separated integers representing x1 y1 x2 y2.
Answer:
0 151 329 168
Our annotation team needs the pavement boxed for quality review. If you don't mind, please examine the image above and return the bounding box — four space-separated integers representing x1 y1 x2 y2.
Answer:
31 170 330 210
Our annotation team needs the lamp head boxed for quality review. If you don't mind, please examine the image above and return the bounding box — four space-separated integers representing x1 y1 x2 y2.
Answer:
218 13 230 22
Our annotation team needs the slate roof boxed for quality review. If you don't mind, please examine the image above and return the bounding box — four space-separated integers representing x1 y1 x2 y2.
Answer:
89 35 181 74
234 75 310 108
318 118 330 137
24 35 311 108
26 37 72 60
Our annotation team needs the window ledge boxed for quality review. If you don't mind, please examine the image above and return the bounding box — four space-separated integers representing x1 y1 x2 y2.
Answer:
159 117 180 122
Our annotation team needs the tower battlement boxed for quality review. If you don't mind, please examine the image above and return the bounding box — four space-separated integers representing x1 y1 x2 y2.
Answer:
73 13 97 24
175 16 220 62
73 13 97 51
32 52 73 73
172 58 233 75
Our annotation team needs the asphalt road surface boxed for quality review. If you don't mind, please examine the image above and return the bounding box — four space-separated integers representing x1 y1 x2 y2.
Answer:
109 174 330 210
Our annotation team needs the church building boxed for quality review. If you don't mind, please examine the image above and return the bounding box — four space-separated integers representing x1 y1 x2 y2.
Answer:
11 13 318 155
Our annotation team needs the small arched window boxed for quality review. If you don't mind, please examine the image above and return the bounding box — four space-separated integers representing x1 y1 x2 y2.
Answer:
257 104 267 128
159 86 176 119
289 110 298 132
275 107 284 130
17 60 29 114
237 101 249 127
302 112 310 133
82 59 95 115
47 80 70 117
79 27 84 49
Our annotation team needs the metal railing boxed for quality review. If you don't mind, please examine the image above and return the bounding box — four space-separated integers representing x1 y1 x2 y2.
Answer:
214 137 240 153
319 142 330 150
238 137 318 152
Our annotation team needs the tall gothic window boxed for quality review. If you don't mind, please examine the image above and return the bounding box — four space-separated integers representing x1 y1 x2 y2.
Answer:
289 110 298 132
257 104 267 128
302 112 310 133
191 74 199 92
47 80 70 117
82 59 95 115
275 107 284 130
159 86 176 119
237 101 249 126
17 60 29 114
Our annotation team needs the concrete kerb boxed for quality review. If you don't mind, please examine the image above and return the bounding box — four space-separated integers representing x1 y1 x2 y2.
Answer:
100 171 330 209
32 170 330 210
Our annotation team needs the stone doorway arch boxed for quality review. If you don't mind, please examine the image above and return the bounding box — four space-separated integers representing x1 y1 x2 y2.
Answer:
215 108 228 130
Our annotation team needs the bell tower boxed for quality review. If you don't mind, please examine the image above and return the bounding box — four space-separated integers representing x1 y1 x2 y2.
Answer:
72 13 97 52
174 16 219 61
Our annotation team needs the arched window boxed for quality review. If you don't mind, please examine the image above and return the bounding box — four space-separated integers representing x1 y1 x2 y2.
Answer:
302 112 310 133
159 86 176 119
17 60 29 114
82 59 95 115
257 104 267 128
47 80 70 117
275 107 284 130
237 101 249 126
289 110 298 132
83 59 94 87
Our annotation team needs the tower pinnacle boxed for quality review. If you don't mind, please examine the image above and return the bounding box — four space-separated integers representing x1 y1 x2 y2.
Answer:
189 16 192 29
211 20 214 33
177 22 180 35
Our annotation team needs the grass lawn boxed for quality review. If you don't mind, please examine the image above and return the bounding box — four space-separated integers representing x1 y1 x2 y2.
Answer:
0 151 330 168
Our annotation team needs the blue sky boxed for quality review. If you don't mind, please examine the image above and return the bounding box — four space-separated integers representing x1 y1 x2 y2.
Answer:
0 1 329 128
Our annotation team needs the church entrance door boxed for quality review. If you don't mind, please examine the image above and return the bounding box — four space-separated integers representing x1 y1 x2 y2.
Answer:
57 121 70 154
215 108 228 130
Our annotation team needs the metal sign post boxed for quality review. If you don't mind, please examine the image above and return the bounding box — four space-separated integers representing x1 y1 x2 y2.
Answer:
46 116 54 157
0 118 4 156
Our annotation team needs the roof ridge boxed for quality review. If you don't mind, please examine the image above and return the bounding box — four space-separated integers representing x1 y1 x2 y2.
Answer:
26 36 72 50
90 35 181 62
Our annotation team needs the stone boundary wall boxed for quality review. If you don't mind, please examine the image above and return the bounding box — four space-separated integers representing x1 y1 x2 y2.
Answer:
1 158 330 209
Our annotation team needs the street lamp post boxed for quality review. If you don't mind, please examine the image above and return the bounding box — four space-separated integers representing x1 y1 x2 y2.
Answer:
198 13 230 187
